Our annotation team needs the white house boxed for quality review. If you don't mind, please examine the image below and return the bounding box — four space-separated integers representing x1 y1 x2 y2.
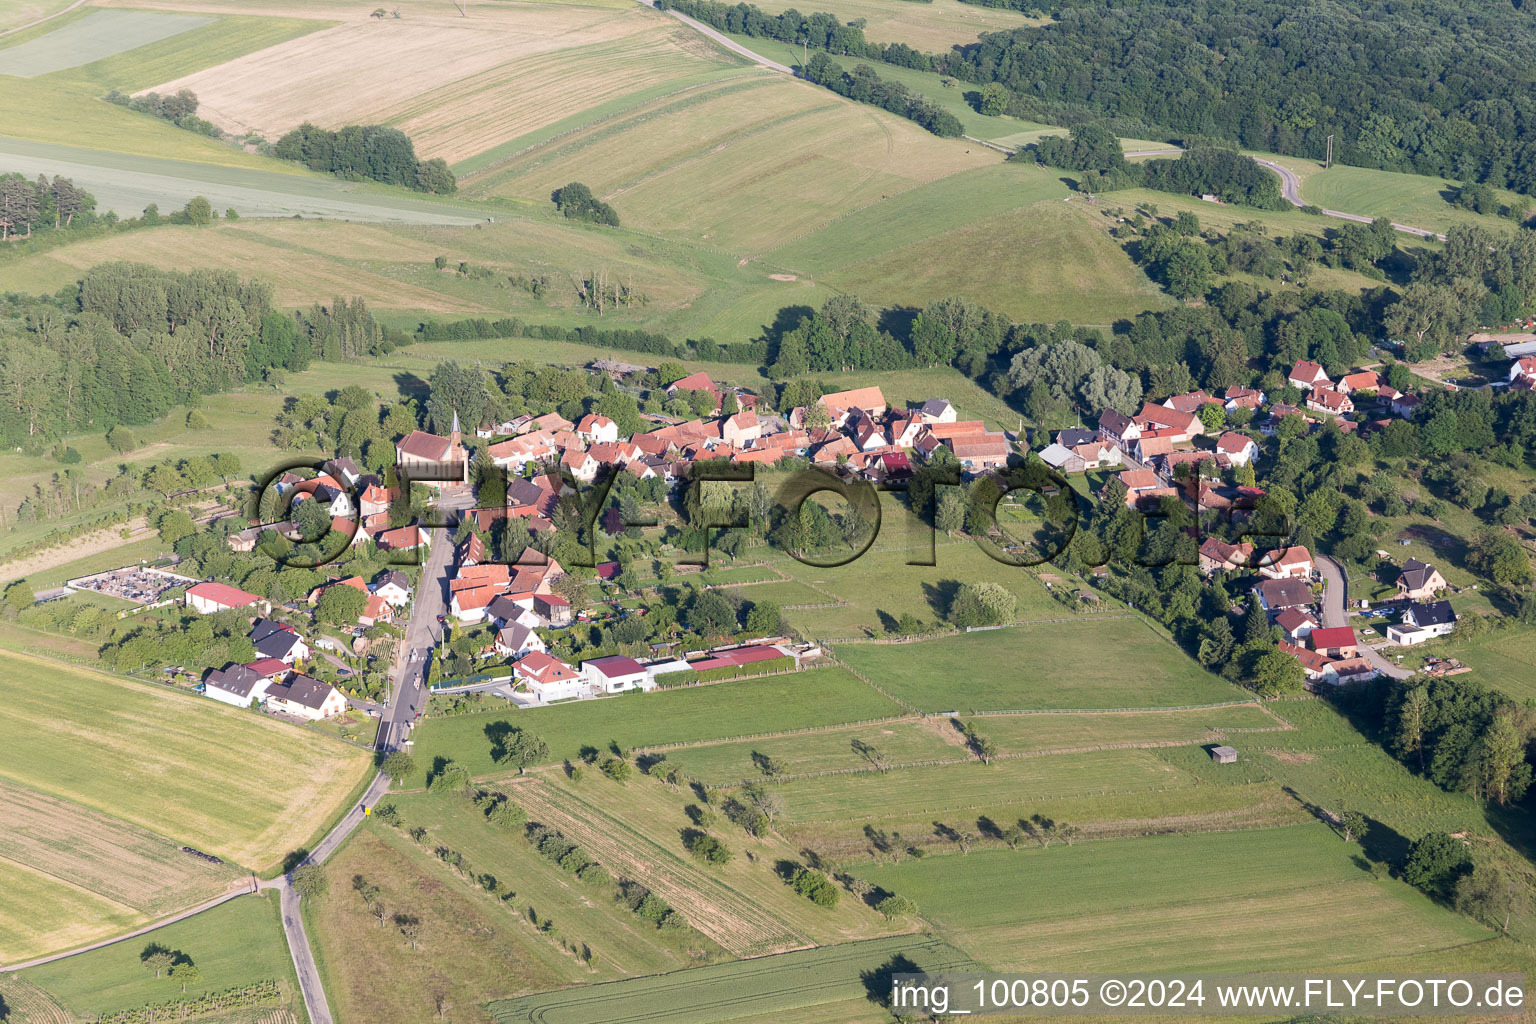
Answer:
1387 600 1457 645
1215 432 1258 467
263 674 346 720
203 664 273 709
919 398 957 423
559 449 599 483
580 655 655 694
371 570 412 608
576 414 619 445
494 622 546 659
1259 546 1315 581
1288 360 1331 392
186 581 269 616
514 651 584 702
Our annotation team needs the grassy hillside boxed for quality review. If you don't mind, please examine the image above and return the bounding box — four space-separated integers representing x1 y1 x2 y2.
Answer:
745 0 1039 50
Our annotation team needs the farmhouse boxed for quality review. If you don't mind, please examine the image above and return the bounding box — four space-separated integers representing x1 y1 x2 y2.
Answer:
1387 600 1458 645
185 581 269 616
820 386 887 423
1395 558 1448 601
263 674 346 721
580 655 655 694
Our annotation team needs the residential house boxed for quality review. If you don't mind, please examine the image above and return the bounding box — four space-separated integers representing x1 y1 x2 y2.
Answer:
1288 360 1331 392
203 664 273 709
1199 537 1256 574
1307 387 1354 416
580 655 655 694
374 525 430 552
1387 600 1458 645
667 371 721 412
1278 639 1334 683
1259 546 1314 581
1097 409 1142 449
559 448 599 483
1253 578 1314 614
721 411 761 447
918 398 956 423
324 456 363 488
1390 393 1421 418
575 414 619 444
1223 386 1265 411
1396 558 1448 601
513 651 584 702
358 480 394 517
371 572 411 611
1215 432 1258 467
1274 608 1319 643
1134 402 1202 442
250 618 310 664
1309 626 1359 658
264 674 346 720
1508 357 1536 385
1163 390 1221 415
1336 370 1381 394
494 622 546 659
185 581 269 616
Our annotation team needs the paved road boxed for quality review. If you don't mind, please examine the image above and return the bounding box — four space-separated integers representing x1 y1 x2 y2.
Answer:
1317 554 1415 680
1252 157 1446 241
638 0 794 73
378 526 454 751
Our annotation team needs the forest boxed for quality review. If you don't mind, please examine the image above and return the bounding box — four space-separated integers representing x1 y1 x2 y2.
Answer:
0 264 401 447
662 0 1536 193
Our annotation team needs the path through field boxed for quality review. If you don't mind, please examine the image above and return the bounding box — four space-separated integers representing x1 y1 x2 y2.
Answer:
0 136 486 223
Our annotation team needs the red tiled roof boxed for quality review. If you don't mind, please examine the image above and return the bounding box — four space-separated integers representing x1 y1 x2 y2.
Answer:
187 581 264 607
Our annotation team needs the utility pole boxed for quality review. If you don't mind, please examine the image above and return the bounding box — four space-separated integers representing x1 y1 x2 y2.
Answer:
1325 134 1334 170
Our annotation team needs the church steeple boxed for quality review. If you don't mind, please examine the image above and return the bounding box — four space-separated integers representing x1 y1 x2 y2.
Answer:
450 408 460 447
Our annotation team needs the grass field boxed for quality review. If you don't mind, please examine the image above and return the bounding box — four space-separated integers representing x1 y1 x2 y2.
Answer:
488 934 975 1024
19 892 302 1018
0 778 242 920
0 857 145 964
0 0 81 35
1449 628 1536 704
0 650 373 873
746 0 1037 49
464 74 993 256
833 619 1244 711
969 703 1281 753
861 825 1491 972
660 717 964 785
0 9 213 76
410 666 905 783
306 824 583 1024
151 4 745 164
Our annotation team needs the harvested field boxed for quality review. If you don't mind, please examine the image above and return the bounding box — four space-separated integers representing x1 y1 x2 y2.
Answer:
0 9 213 77
748 0 1037 49
514 779 807 957
149 6 744 163
466 75 992 255
0 650 373 873
0 977 71 1024
0 779 242 915
0 857 143 964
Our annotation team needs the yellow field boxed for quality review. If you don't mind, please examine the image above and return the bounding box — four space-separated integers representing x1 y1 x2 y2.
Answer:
0 651 373 874
748 0 1040 49
0 779 242 917
466 75 992 255
147 3 745 163
0 857 144 964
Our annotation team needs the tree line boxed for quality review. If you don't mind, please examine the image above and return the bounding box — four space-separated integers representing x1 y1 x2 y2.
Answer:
802 53 963 137
274 123 456 193
104 88 221 139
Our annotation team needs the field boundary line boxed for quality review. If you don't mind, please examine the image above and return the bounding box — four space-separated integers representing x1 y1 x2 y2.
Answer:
829 658 921 715
969 699 1266 715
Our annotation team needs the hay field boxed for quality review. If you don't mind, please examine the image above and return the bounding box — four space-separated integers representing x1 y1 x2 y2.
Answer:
148 5 745 163
0 779 242 918
0 857 144 964
0 651 373 873
464 75 992 255
747 0 1038 49
0 9 213 77
862 826 1491 972
0 0 80 35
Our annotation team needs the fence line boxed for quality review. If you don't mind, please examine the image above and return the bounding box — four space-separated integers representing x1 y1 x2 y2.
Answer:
969 699 1265 716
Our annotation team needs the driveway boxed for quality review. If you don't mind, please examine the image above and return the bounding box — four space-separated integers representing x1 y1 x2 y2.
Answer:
1316 554 1415 680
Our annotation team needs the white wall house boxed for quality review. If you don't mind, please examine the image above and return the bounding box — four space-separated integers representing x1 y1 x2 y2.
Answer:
580 655 655 694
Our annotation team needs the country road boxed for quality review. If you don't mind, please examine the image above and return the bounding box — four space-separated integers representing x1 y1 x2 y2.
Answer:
638 0 794 73
1250 158 1447 241
1316 554 1415 680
